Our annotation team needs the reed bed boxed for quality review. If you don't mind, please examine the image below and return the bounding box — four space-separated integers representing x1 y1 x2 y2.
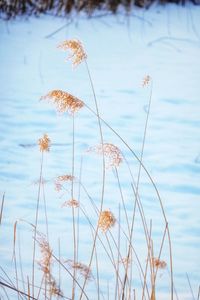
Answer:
0 0 199 19
1 38 197 300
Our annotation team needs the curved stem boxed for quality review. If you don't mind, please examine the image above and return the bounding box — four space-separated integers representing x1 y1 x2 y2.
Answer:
80 60 106 299
84 85 173 299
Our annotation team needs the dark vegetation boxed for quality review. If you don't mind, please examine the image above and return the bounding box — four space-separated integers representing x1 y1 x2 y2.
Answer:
0 0 200 18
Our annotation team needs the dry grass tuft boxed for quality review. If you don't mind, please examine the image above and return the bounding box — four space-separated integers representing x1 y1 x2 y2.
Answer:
57 39 87 67
41 90 84 114
98 210 116 232
38 134 51 152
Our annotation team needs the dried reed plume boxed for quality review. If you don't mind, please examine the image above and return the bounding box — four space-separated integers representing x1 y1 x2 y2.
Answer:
89 143 122 168
55 182 62 192
152 257 167 269
55 174 75 192
57 39 87 67
98 210 116 232
66 260 92 281
37 234 63 297
38 134 51 152
41 90 84 114
61 199 79 208
119 256 131 266
142 75 151 87
57 175 75 182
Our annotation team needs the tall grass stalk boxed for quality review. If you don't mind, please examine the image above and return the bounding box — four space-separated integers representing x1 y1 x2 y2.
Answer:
114 204 121 300
32 151 44 299
115 167 131 236
84 94 174 299
12 221 20 300
79 205 123 287
79 59 106 299
71 114 77 300
0 193 5 226
122 81 153 299
18 232 26 295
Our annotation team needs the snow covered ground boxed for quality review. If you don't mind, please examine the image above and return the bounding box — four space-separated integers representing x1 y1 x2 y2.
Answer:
0 3 200 299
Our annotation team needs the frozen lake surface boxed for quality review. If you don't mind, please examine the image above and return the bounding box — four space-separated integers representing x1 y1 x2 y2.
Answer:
0 4 200 299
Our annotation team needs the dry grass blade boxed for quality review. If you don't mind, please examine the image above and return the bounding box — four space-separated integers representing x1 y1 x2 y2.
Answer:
0 280 37 300
80 58 106 300
12 221 18 260
197 285 200 300
186 273 195 300
49 252 89 300
84 88 174 300
0 193 5 226
66 260 92 281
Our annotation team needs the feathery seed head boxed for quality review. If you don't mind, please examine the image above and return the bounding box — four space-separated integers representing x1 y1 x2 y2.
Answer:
38 134 51 152
66 260 92 280
152 257 167 269
98 210 116 232
142 75 151 87
55 174 75 192
55 182 62 192
37 234 63 298
41 90 84 114
57 175 75 182
119 256 131 266
89 143 122 168
37 234 52 275
57 39 87 67
62 199 79 208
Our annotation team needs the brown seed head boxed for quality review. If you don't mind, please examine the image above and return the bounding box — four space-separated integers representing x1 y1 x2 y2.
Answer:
57 39 87 67
89 143 122 168
55 182 62 192
57 175 75 182
37 234 63 298
152 257 167 269
38 134 51 152
55 174 75 192
119 256 131 266
142 75 151 87
37 234 52 275
66 260 92 280
41 90 84 114
62 199 79 208
98 210 116 232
